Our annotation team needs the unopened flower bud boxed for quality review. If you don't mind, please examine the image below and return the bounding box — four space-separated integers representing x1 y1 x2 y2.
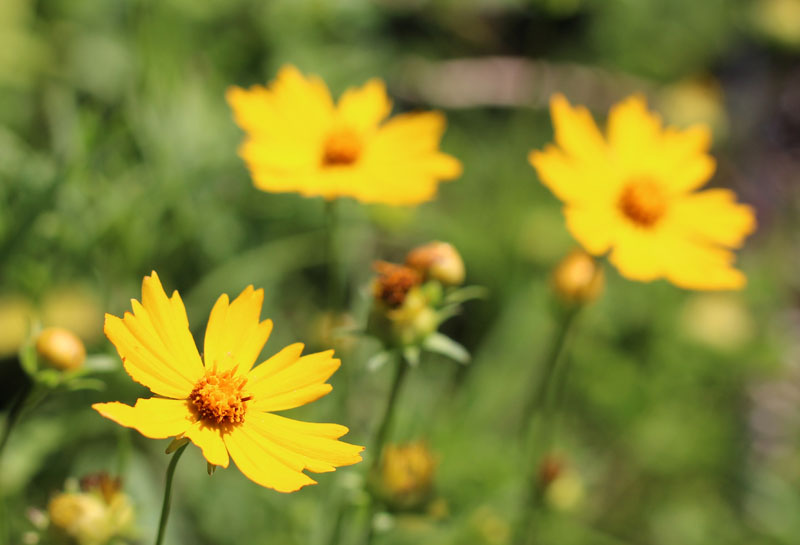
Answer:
551 249 604 304
405 241 465 286
36 327 86 371
374 442 437 511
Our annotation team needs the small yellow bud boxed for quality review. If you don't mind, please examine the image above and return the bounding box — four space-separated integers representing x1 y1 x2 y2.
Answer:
36 327 86 371
406 241 465 286
374 441 437 511
551 249 604 304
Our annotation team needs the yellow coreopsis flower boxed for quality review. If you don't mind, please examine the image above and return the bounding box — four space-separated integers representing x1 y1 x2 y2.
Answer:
92 272 363 492
529 94 756 290
226 65 462 205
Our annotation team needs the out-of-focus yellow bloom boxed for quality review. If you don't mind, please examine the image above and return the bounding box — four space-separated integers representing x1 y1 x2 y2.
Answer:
406 241 465 286
680 293 755 352
0 295 34 357
41 286 104 345
470 505 511 545
227 65 462 205
374 441 437 511
47 474 134 545
92 272 362 492
551 249 604 304
657 77 728 137
750 0 800 48
36 327 86 371
529 94 756 290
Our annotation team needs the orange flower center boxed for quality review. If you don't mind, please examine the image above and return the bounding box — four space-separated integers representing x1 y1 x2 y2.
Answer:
618 178 667 227
322 128 362 166
190 369 249 425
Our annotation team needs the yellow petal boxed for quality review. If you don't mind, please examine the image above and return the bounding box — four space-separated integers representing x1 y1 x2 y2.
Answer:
246 412 363 473
529 146 619 206
251 383 333 413
248 350 340 412
670 189 756 248
224 422 317 492
104 272 203 398
607 94 663 172
227 65 334 147
563 204 621 255
608 226 667 282
183 420 230 468
203 286 273 376
656 126 715 193
549 93 606 163
247 343 305 382
662 237 747 290
336 78 392 133
92 399 193 439
365 111 449 156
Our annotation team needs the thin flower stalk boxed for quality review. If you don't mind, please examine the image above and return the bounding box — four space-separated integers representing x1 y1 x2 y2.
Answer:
154 443 187 545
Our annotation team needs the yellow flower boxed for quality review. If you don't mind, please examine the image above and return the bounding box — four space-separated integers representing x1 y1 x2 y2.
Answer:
92 272 363 492
226 65 462 205
529 94 756 290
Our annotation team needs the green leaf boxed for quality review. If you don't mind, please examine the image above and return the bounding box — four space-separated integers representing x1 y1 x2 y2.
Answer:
18 342 38 376
82 354 119 372
366 350 393 372
423 333 471 364
443 285 489 306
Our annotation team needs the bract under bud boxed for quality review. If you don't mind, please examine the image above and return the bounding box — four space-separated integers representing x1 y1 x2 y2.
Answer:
36 327 86 371
551 249 604 305
373 441 437 511
405 241 465 286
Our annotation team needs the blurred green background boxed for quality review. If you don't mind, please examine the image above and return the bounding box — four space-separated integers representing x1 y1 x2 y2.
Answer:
2 0 800 544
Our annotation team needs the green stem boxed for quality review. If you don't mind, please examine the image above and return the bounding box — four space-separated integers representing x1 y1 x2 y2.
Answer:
154 443 187 545
361 352 409 545
519 306 580 432
513 305 582 545
370 352 408 473
324 199 342 312
0 388 30 462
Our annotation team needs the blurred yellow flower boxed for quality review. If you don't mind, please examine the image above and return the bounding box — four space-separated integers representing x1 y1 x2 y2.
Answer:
93 272 362 492
227 65 462 205
529 94 756 290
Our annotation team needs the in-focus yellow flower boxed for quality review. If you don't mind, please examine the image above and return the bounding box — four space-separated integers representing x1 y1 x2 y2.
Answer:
227 65 462 205
92 272 363 492
529 94 756 290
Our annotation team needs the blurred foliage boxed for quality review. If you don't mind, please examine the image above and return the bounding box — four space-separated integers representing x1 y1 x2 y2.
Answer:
2 1 800 544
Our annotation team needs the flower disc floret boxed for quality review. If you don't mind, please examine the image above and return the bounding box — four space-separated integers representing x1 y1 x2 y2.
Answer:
322 128 362 166
618 178 667 227
190 369 249 425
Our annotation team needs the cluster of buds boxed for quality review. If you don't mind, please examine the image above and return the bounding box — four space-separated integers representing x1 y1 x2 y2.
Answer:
370 441 438 512
367 242 481 365
38 473 135 545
